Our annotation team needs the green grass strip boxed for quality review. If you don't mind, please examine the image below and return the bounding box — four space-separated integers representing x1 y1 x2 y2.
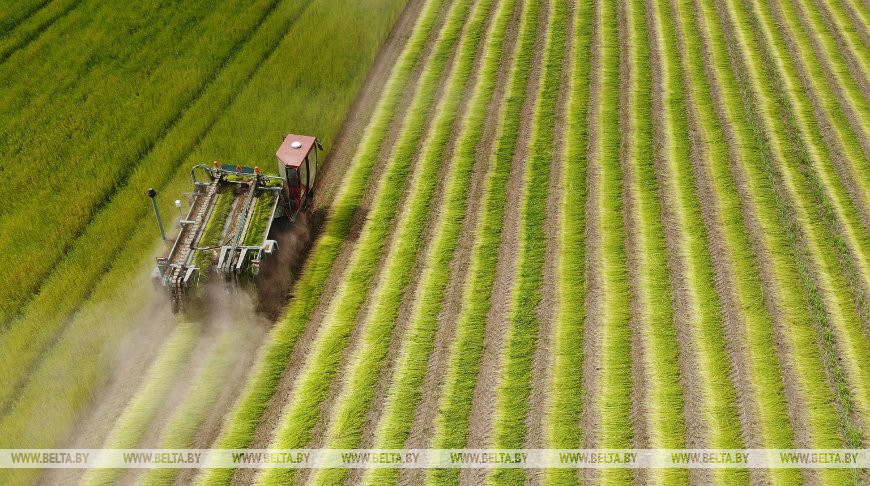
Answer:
0 0 286 322
790 0 870 197
748 0 870 286
719 0 870 442
674 0 853 482
136 327 243 486
242 192 276 247
194 0 444 484
360 0 521 484
258 0 479 483
658 3 802 485
426 0 542 484
594 1 632 484
80 322 197 486
545 0 593 483
487 0 567 483
308 0 501 483
624 0 687 484
191 187 235 271
0 0 82 62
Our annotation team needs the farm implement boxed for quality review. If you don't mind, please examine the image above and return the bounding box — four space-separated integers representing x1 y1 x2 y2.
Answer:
151 134 322 313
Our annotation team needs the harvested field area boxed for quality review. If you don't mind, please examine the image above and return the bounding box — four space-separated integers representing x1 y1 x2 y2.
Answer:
1 0 868 483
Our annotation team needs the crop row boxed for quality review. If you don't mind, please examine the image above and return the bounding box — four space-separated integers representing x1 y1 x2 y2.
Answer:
0 0 82 62
623 0 686 484
307 0 504 483
427 0 542 484
545 0 593 481
257 0 482 482
0 2 408 484
488 0 567 483
195 0 448 483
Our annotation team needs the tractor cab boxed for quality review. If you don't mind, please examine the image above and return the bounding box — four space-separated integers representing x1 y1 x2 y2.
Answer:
276 134 322 215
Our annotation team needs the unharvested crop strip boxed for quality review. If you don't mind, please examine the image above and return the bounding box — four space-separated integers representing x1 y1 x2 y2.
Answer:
306 0 500 483
0 0 84 64
486 0 567 483
0 0 310 327
424 0 541 483
716 0 870 440
360 1 523 484
257 0 481 482
193 0 446 483
0 0 312 412
696 0 862 465
79 322 197 486
621 0 686 483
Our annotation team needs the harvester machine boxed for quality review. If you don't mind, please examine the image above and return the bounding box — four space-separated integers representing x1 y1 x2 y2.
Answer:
151 134 322 313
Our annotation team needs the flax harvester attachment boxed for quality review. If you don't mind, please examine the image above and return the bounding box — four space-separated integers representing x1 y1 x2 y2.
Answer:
151 134 322 313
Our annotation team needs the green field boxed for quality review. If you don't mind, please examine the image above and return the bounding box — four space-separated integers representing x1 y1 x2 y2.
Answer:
1 0 869 484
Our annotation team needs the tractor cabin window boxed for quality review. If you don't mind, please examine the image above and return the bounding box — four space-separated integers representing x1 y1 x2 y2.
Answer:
299 157 309 188
287 167 300 187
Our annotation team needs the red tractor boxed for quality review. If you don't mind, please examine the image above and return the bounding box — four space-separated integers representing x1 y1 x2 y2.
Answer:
150 134 323 312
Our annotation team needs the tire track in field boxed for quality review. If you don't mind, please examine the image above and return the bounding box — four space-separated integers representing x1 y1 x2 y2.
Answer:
336 2 505 483
0 0 85 65
458 3 549 484
228 1 446 484
396 2 525 483
1 0 304 328
524 0 574 461
297 0 501 483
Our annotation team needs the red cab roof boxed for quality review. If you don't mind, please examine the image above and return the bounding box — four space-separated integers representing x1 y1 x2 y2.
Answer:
276 134 317 168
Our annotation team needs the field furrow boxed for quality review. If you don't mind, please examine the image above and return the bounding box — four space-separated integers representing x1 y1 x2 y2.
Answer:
305 0 502 483
256 0 483 483
715 0 870 442
621 0 687 482
424 0 542 484
544 0 593 481
0 0 83 64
